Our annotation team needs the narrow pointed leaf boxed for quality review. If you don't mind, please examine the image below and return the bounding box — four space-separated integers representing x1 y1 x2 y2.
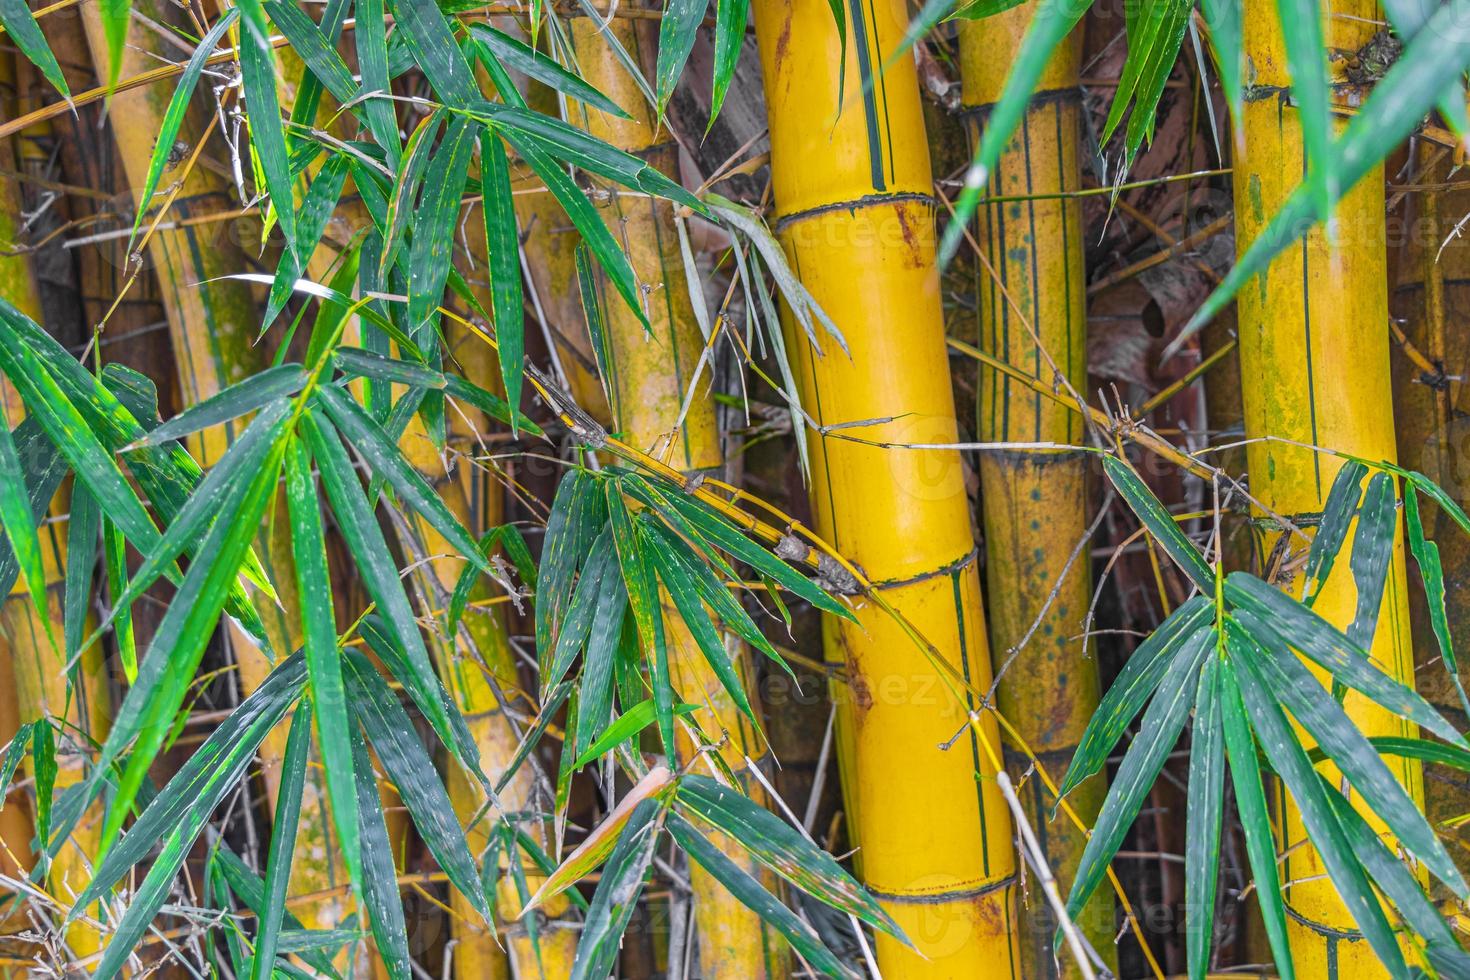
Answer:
249 708 311 980
284 433 361 893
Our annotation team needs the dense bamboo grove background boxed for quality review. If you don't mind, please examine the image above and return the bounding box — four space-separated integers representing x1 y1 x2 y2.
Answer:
2 0 1470 977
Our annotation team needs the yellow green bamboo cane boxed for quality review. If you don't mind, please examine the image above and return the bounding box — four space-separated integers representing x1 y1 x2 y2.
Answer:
1234 1 1423 973
753 0 1019 972
956 10 1113 976
564 16 789 975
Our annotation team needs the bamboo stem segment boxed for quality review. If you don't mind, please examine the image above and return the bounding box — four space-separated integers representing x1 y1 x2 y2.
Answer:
753 0 1019 972
956 9 1113 976
1234 2 1422 974
565 17 788 975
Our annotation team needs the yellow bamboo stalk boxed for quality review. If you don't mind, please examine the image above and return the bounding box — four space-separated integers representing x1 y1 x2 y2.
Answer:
753 0 1019 972
564 17 788 975
1235 2 1422 973
1391 142 1470 885
0 51 113 963
956 10 1112 976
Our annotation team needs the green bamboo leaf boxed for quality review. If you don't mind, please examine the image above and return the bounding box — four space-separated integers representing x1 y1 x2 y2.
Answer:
262 0 358 107
1199 0 1242 130
572 559 629 761
479 129 526 423
650 525 759 730
676 772 903 938
1275 0 1333 220
501 128 650 332
544 527 617 695
94 415 290 853
31 722 54 851
283 434 361 895
1412 470 1470 537
127 9 235 245
1404 490 1470 717
387 0 479 103
96 0 130 93
1099 0 1190 160
301 409 467 765
346 652 493 920
212 847 344 979
137 365 305 448
1346 471 1394 650
1172 0 1470 349
0 309 159 558
264 155 350 327
1224 572 1465 746
0 416 65 598
536 470 609 663
570 796 663 980
382 113 442 277
939 0 1091 265
1228 624 1406 974
641 517 786 671
636 476 853 619
1104 455 1212 590
1233 611 1466 896
238 0 298 258
1322 780 1470 975
1216 660 1294 980
607 485 674 755
63 485 98 663
444 373 545 435
1063 628 1211 927
333 347 444 389
668 812 860 979
467 24 630 118
710 0 748 124
0 722 32 805
1302 460 1365 607
0 0 70 100
280 0 352 156
1185 655 1224 980
574 699 700 769
350 719 413 980
408 116 477 332
249 708 310 980
1058 595 1213 800
315 383 491 576
103 518 135 683
475 102 705 214
356 0 401 159
80 654 307 980
655 0 706 114
0 412 54 641
0 303 273 637
92 398 292 648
